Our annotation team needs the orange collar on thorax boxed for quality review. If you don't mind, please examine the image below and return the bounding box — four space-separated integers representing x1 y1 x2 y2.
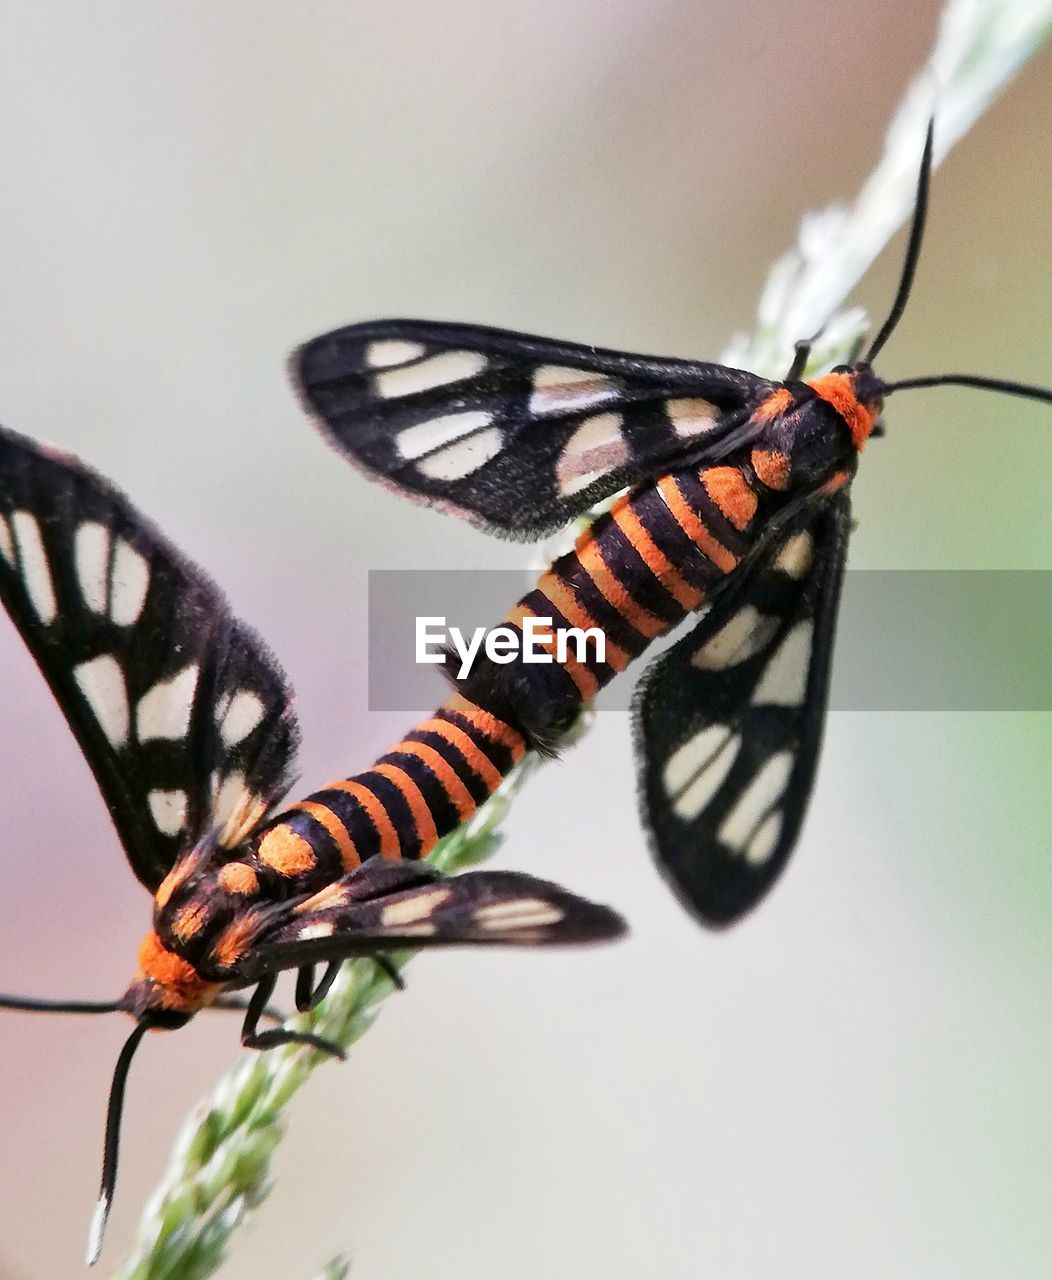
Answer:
806 373 877 450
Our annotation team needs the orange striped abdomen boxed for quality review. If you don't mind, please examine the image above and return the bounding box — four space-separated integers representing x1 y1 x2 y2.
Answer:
237 693 527 892
500 462 763 722
232 461 765 894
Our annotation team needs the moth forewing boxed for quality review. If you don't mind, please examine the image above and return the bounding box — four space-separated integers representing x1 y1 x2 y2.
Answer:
238 864 627 980
293 317 775 538
636 495 852 925
0 424 302 891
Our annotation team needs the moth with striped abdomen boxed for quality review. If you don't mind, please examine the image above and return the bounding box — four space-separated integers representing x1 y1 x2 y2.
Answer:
0 427 625 1262
293 118 1050 926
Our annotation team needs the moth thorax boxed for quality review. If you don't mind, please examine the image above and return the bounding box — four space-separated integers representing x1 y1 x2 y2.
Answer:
756 395 858 493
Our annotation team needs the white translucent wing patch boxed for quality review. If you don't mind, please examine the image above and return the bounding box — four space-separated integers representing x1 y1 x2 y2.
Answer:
136 663 200 742
366 338 426 368
297 921 336 940
74 654 130 748
109 538 151 625
148 788 188 836
11 511 57 624
218 689 267 746
663 724 742 821
529 365 620 417
473 899 565 929
752 620 813 707
744 812 783 866
773 529 815 579
415 427 504 480
690 605 780 671
556 412 630 496
666 397 719 438
74 521 151 625
375 350 487 399
716 751 794 864
396 410 494 461
379 887 451 927
75 521 110 613
394 409 504 481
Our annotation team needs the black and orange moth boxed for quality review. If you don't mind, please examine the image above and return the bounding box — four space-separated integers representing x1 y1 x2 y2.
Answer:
0 435 625 1260
292 119 1049 927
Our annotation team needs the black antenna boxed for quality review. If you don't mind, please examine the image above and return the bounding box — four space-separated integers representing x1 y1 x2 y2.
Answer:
87 1018 152 1266
0 993 121 1015
882 373 1052 405
863 116 935 365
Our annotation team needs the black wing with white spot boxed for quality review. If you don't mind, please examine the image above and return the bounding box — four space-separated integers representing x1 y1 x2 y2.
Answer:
0 425 300 891
636 494 851 926
234 858 626 979
294 319 771 538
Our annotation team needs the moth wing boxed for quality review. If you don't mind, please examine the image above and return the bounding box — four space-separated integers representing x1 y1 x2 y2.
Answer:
636 493 851 925
293 319 770 538
236 861 626 976
0 425 301 890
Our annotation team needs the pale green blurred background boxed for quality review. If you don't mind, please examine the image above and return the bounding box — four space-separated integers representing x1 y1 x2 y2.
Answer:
0 4 1049 1278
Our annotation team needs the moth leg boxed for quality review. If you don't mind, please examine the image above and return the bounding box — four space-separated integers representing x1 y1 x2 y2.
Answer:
294 954 402 1012
374 954 405 990
294 964 316 1011
294 961 342 1012
211 992 286 1025
785 337 814 381
240 976 345 1059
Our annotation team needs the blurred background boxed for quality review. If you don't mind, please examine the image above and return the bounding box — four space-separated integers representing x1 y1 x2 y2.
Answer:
0 3 1049 1277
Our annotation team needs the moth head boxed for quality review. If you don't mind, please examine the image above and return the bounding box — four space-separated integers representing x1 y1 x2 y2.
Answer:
850 367 887 440
117 977 197 1028
847 365 886 421
121 928 220 1021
